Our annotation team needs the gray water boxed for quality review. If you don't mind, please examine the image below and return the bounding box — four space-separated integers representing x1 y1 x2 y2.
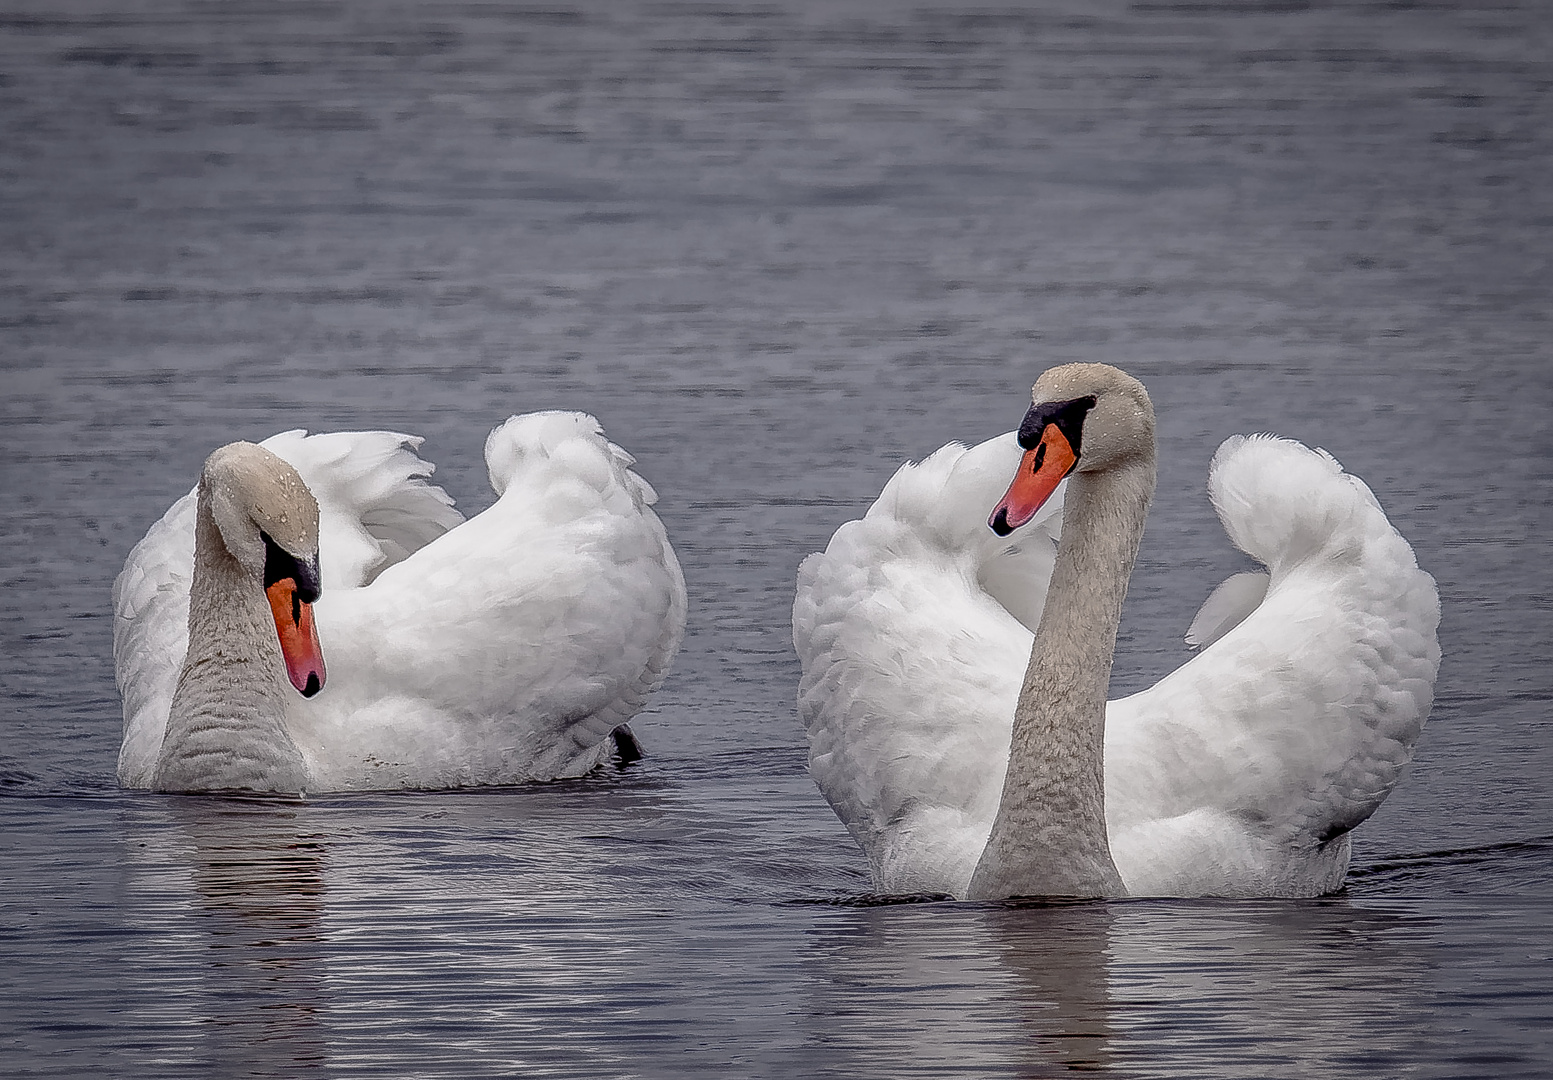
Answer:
2 1 1550 1076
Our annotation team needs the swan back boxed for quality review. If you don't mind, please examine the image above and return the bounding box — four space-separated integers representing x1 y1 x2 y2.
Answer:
291 411 686 788
794 434 1063 895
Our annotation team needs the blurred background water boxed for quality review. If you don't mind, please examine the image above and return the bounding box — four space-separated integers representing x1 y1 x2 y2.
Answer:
1 1 1550 1076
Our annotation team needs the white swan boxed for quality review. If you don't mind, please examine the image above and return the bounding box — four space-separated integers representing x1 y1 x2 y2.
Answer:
115 411 687 794
794 364 1440 898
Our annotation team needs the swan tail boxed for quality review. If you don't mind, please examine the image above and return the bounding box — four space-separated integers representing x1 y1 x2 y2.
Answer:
261 429 464 590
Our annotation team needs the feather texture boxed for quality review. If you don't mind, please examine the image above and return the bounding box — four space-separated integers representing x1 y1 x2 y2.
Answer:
793 431 1439 898
795 434 1065 894
115 412 685 791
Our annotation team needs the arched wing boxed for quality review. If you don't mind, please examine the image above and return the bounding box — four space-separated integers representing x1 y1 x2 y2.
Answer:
1105 437 1440 895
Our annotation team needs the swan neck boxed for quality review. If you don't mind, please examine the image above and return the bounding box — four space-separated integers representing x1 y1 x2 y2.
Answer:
154 487 308 793
968 457 1154 899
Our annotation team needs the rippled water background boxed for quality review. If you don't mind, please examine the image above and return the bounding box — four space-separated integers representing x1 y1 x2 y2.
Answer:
3 1 1550 1076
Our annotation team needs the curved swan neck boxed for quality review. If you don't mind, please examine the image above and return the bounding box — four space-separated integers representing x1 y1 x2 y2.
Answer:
968 456 1155 899
153 488 308 793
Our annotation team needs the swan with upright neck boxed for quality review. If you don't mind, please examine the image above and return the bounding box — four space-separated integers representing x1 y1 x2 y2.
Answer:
794 363 1440 899
116 412 687 794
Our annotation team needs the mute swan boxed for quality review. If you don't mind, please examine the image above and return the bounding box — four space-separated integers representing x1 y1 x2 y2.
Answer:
115 411 687 794
793 364 1440 898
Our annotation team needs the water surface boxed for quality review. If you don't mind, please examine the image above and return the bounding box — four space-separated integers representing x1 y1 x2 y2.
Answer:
2 2 1550 1076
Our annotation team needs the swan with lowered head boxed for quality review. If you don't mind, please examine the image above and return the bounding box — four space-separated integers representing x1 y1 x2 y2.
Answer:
115 411 686 794
794 363 1440 899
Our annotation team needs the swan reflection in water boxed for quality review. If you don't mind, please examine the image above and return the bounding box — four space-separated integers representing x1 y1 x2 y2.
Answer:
118 791 1442 1077
797 893 1437 1079
795 899 1117 1077
123 798 330 1074
1102 897 1439 1076
119 786 672 1076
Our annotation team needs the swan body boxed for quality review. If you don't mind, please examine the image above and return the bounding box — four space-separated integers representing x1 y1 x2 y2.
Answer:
794 366 1440 898
115 412 687 793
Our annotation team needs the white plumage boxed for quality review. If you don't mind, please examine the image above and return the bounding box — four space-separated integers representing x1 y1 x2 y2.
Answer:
794 430 1440 898
115 411 686 792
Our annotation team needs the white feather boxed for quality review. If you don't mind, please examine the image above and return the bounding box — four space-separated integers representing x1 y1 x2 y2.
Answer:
115 412 686 791
1185 571 1269 649
793 432 1440 898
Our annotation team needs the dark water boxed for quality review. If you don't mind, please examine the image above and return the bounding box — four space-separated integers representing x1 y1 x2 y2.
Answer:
2 2 1550 1076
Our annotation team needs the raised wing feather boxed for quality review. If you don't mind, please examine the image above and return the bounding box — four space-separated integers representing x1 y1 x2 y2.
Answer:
1104 436 1440 896
1184 571 1269 649
291 412 686 787
795 437 1062 895
259 429 463 589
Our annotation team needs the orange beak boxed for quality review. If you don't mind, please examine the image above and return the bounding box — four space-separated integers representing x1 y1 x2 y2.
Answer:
266 577 326 697
989 422 1078 536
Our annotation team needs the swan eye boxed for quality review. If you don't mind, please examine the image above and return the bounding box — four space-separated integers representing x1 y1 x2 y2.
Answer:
260 530 321 603
1017 394 1097 453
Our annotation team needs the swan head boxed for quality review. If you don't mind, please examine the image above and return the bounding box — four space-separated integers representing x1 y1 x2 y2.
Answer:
991 363 1154 535
200 441 327 697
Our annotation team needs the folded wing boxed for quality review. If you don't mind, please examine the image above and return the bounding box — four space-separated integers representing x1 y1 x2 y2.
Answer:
297 412 687 786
